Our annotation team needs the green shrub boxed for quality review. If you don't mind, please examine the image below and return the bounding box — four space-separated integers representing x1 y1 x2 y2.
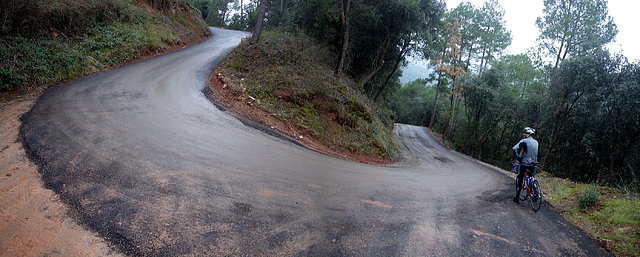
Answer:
79 22 178 66
1 0 124 36
579 187 601 211
3 37 90 87
0 67 25 90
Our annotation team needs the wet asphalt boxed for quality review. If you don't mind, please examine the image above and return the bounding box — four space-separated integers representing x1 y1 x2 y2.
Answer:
20 28 610 256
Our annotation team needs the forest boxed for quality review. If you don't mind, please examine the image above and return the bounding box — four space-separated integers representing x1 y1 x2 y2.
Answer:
196 0 639 192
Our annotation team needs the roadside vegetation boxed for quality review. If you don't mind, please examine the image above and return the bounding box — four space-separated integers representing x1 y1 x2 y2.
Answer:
541 174 640 256
0 0 210 94
216 32 399 160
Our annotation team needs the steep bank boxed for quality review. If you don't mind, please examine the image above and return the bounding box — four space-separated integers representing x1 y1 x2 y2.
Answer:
0 0 210 97
209 32 399 163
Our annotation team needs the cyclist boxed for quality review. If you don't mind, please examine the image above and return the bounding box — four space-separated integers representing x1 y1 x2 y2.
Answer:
512 127 538 203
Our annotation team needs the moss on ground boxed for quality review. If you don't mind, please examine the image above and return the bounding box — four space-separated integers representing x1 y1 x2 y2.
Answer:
540 174 640 256
218 32 399 160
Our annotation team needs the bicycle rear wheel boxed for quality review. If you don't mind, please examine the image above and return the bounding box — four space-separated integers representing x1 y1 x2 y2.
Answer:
530 180 542 211
518 179 528 201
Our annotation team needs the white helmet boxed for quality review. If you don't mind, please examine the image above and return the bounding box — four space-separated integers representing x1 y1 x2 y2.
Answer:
523 127 536 135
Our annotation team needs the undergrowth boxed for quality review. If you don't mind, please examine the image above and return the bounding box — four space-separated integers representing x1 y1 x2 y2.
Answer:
218 31 399 160
0 0 209 92
541 175 640 256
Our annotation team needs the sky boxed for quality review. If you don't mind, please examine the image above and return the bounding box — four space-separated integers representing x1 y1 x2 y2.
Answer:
443 0 640 61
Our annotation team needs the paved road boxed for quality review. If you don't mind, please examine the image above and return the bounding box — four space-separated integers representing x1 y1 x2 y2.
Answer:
21 28 608 256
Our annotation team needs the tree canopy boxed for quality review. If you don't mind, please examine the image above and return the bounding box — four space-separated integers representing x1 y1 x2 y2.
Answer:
536 0 617 68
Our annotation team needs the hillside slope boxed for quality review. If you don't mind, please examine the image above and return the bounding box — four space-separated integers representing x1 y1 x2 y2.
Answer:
209 32 399 163
0 0 210 96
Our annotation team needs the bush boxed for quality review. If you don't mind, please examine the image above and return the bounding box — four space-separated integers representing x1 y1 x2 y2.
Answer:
1 37 90 89
79 22 178 66
579 187 601 211
0 0 124 36
0 67 25 90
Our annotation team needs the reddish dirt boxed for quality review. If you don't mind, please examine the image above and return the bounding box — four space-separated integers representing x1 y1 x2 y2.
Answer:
209 71 394 165
0 98 121 257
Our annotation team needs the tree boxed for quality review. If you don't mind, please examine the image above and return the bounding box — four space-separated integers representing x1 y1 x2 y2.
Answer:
335 0 351 75
476 0 511 73
537 52 640 191
433 18 466 138
536 0 617 68
353 0 444 92
542 51 613 169
388 78 432 125
445 1 510 74
198 0 233 26
461 68 504 158
495 54 544 98
227 0 256 30
447 3 478 73
250 0 269 44
373 33 413 102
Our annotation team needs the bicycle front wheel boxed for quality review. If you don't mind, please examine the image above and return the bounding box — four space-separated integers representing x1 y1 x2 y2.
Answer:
531 180 543 211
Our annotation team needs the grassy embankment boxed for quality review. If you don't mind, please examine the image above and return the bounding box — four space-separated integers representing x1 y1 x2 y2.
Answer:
540 174 639 256
0 0 210 96
215 32 399 161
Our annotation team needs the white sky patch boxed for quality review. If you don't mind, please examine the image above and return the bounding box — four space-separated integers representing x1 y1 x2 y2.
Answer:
606 0 640 61
443 0 640 62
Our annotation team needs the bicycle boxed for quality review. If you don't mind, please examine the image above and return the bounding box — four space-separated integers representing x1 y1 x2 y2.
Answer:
512 163 543 211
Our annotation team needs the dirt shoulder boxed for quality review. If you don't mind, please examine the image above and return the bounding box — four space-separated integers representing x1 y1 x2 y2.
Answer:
206 71 393 165
0 98 121 257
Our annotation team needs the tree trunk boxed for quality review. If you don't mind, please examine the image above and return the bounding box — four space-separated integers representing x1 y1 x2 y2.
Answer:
478 48 487 74
373 34 410 102
335 0 351 75
428 72 443 128
357 31 391 89
240 0 244 25
554 34 566 69
493 120 509 155
250 0 269 44
465 45 473 70
205 0 215 23
542 90 584 168
429 46 448 128
446 88 458 139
